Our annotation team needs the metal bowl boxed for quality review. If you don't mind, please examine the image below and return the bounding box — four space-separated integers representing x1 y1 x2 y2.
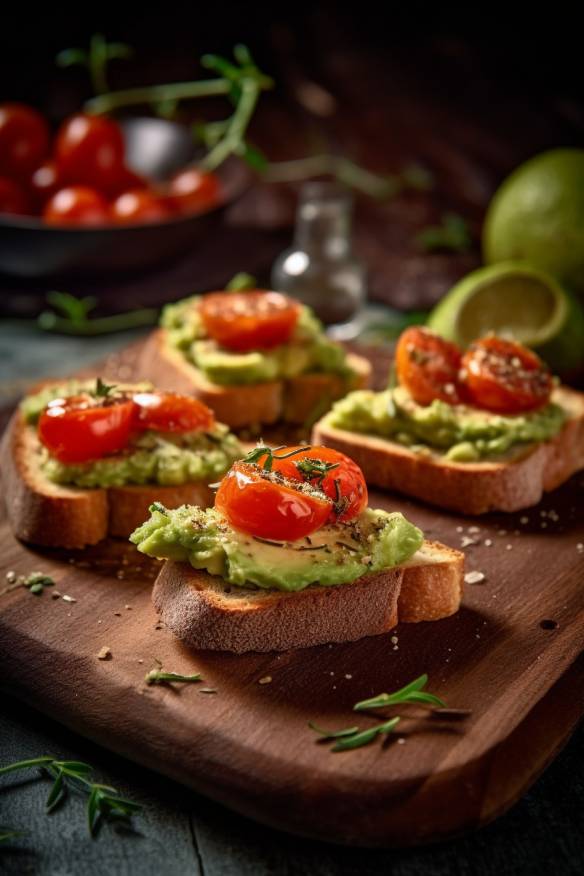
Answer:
0 117 251 279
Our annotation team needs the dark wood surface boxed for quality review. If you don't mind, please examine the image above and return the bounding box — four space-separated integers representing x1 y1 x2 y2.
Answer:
1 341 583 849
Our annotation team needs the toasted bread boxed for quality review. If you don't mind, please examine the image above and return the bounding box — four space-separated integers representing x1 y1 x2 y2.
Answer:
152 540 463 653
0 411 215 549
137 329 371 428
312 386 584 514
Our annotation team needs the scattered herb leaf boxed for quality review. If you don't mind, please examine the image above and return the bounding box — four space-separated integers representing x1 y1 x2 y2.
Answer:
416 213 472 254
354 673 445 711
93 377 117 399
149 502 168 515
145 670 202 686
226 272 257 291
332 717 400 752
308 722 360 740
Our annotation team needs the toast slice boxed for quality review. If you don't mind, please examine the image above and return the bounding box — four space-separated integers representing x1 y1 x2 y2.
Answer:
152 540 464 653
0 410 215 549
137 329 372 428
312 386 584 515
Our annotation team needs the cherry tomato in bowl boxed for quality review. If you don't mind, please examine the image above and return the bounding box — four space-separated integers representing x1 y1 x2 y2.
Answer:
111 189 173 225
43 186 111 226
54 113 125 194
199 290 301 352
38 394 137 463
133 392 215 431
0 103 50 179
28 161 62 209
395 327 464 406
169 168 221 215
254 445 368 523
461 336 553 414
215 461 332 541
0 176 31 215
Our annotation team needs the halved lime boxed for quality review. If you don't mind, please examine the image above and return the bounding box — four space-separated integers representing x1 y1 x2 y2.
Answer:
427 261 584 378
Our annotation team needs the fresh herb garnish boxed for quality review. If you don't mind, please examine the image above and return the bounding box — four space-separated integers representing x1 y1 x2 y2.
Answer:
244 444 310 472
145 661 202 685
149 502 169 515
225 272 257 291
38 291 158 337
416 213 472 254
0 757 141 837
295 457 339 487
354 673 445 711
23 572 55 596
93 377 117 399
309 674 451 753
56 33 132 96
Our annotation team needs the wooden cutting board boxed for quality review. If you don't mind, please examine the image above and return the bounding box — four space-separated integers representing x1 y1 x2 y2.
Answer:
0 342 583 847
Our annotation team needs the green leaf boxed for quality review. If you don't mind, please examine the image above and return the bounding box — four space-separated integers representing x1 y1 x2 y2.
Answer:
416 213 472 254
226 272 257 291
0 756 54 776
46 771 65 812
87 786 102 836
46 291 97 324
308 721 360 740
0 828 25 843
239 142 268 172
332 717 400 752
233 44 255 68
354 674 446 711
93 377 117 399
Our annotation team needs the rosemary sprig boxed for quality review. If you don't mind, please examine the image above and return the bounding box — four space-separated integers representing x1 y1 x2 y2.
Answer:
308 722 360 740
243 444 310 471
145 670 202 685
0 757 141 837
354 673 445 711
331 718 401 752
56 33 132 96
416 213 472 254
295 457 339 487
38 291 159 337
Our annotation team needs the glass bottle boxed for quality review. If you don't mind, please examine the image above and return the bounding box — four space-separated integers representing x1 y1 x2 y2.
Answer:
271 182 366 337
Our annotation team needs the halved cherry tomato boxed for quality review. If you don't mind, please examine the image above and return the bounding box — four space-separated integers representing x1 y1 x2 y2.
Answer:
0 103 50 179
0 176 31 215
29 160 62 208
199 291 301 352
43 186 110 226
255 445 368 523
111 188 172 224
395 327 463 406
215 461 332 541
169 168 221 215
133 392 215 432
54 113 125 193
461 336 552 414
38 395 137 463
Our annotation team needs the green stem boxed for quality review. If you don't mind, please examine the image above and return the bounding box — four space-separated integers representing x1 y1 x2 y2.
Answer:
263 155 399 199
85 78 231 115
199 78 260 171
89 34 109 96
37 307 159 336
0 757 54 776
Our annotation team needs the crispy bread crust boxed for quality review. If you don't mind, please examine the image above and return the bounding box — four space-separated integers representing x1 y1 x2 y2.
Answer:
137 329 371 428
312 387 584 514
0 411 215 548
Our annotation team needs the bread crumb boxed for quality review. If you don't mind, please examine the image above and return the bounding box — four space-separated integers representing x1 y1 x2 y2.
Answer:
51 591 61 599
577 543 583 552
520 516 529 525
345 674 352 679
456 526 463 533
62 595 76 603
484 539 492 547
397 738 406 745
390 635 399 644
498 529 507 536
460 536 478 548
114 612 122 617
506 544 513 550
6 570 17 583
258 676 272 685
125 604 132 610
468 526 480 534
97 647 112 661
464 570 485 585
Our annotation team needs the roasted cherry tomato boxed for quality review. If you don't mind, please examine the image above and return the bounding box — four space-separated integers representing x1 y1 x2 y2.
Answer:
38 394 137 463
461 336 552 413
395 326 463 406
169 168 221 215
107 165 147 198
215 461 332 541
111 188 172 224
133 392 215 432
0 103 50 179
199 290 301 352
29 160 62 208
0 176 31 215
255 445 368 523
54 113 125 193
43 186 110 226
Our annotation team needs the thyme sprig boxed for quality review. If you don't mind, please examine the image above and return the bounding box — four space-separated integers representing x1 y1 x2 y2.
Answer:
0 757 142 837
244 444 310 472
38 291 158 337
310 674 450 752
295 457 340 487
56 33 132 96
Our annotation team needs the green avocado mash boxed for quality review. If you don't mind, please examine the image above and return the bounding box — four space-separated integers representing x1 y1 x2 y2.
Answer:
325 386 566 462
161 296 354 386
22 382 242 489
130 504 423 592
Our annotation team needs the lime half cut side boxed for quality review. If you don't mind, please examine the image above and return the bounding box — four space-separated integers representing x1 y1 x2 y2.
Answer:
428 262 584 377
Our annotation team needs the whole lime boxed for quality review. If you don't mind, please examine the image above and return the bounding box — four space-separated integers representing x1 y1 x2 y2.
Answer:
483 149 584 296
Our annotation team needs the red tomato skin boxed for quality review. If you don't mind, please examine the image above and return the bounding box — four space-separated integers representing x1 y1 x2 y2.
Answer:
169 168 221 215
133 392 215 432
0 176 31 215
395 327 464 406
199 291 301 352
0 103 50 179
28 160 62 209
461 336 553 414
111 189 172 225
215 462 332 541
54 113 125 193
265 446 368 523
43 186 110 227
38 397 137 463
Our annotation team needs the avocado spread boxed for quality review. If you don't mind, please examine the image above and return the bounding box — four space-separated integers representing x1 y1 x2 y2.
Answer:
22 382 242 489
161 296 355 386
130 504 423 592
325 386 566 462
